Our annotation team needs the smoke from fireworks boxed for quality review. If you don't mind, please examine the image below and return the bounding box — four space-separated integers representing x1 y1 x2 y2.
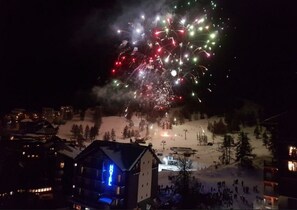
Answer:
110 0 225 110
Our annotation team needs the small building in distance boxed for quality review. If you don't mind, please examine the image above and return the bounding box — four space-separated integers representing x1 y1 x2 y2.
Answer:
60 106 73 121
72 140 161 210
42 107 56 123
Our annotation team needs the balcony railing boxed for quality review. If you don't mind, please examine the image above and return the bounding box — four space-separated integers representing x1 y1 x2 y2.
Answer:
264 174 278 182
263 186 279 197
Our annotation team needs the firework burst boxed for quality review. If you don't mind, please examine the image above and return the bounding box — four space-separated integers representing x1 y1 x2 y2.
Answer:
111 0 224 110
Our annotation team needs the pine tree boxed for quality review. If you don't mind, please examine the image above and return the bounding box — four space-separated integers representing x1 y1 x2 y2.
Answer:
262 130 269 148
207 121 213 132
123 125 128 138
254 124 261 139
213 119 227 135
93 126 99 138
235 131 255 167
93 106 102 128
145 124 149 137
89 127 95 140
79 124 83 136
266 126 279 158
84 125 90 140
71 124 80 139
224 111 240 132
89 126 99 141
111 128 116 140
219 134 234 165
71 124 76 137
174 156 192 197
105 131 111 141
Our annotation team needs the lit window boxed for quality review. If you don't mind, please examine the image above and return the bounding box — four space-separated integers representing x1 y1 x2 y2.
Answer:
117 175 121 183
289 146 297 157
288 161 297 171
60 162 65 169
80 166 84 174
116 186 120 195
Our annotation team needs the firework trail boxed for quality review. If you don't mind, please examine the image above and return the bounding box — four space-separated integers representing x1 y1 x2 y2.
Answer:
111 0 225 111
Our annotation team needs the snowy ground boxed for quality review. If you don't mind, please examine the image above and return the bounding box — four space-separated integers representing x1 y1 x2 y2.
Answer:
57 108 271 209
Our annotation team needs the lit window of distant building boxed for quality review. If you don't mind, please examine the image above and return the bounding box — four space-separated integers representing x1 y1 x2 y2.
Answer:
60 162 65 169
289 146 297 158
288 161 297 171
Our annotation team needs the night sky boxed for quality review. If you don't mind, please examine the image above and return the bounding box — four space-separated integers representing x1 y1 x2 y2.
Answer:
0 0 296 114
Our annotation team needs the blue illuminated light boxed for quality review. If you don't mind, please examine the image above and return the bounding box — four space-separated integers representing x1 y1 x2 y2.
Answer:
108 164 114 186
99 197 113 204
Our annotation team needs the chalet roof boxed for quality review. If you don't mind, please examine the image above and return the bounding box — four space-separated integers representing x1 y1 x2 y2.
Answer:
75 140 160 171
19 120 58 135
262 110 297 142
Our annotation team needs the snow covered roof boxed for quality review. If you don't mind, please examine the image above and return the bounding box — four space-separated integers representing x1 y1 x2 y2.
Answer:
75 140 160 171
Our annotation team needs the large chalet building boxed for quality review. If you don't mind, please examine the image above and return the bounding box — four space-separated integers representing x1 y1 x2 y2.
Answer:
72 141 161 210
263 110 297 209
0 135 80 209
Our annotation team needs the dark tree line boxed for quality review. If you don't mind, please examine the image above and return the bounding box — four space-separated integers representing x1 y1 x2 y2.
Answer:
122 125 140 139
235 132 255 167
218 132 255 167
70 124 99 142
219 134 234 165
103 129 116 141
